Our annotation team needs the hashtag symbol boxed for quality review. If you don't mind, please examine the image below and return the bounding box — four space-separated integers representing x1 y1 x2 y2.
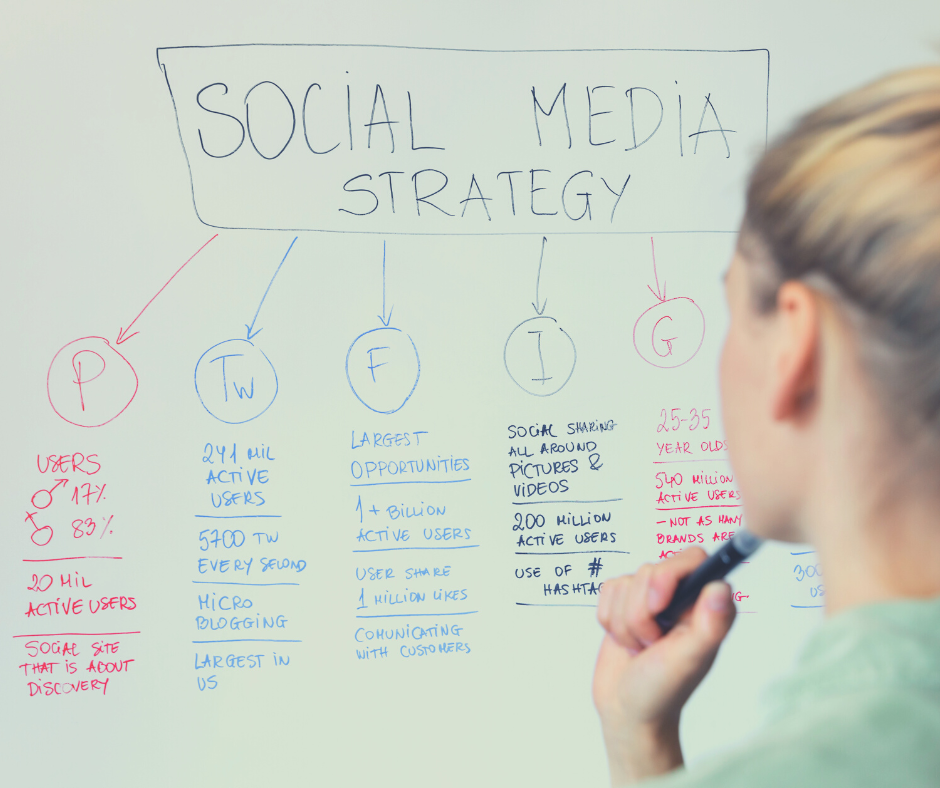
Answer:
587 557 603 578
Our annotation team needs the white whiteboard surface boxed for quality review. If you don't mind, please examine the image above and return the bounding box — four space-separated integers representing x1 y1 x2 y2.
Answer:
2 3 937 786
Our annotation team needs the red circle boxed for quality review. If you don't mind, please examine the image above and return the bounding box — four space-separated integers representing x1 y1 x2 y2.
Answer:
47 337 139 427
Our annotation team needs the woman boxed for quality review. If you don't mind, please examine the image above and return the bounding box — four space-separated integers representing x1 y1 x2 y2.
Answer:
594 65 940 786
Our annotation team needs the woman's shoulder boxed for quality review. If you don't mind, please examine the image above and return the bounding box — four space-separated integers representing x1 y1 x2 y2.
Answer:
646 597 940 788
648 689 940 788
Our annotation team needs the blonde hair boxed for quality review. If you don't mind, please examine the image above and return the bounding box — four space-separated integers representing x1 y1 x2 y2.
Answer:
743 65 940 432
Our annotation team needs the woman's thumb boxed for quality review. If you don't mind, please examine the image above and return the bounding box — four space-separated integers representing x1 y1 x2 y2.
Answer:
690 581 736 652
663 581 736 673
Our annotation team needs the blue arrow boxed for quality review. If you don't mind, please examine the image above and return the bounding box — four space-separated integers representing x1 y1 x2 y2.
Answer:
245 236 298 340
378 240 394 326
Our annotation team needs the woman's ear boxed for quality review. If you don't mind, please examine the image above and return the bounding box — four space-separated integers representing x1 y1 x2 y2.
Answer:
771 282 821 421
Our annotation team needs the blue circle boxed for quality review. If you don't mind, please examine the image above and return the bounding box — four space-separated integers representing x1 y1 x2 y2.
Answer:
194 338 279 424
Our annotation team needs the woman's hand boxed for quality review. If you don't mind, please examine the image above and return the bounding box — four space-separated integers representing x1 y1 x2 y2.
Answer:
593 548 737 786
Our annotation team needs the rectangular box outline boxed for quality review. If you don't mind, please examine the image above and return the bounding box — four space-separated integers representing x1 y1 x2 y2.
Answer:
157 44 770 236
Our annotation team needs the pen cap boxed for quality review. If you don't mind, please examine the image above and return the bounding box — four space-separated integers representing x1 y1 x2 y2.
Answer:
731 529 762 556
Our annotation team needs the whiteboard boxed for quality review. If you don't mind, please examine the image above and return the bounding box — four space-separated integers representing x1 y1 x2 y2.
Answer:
2 3 937 786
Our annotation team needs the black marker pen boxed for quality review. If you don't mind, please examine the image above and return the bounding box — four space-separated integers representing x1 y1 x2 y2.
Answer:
654 530 763 634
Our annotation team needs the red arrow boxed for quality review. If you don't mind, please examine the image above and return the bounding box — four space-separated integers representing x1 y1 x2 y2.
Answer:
647 236 667 303
116 234 218 344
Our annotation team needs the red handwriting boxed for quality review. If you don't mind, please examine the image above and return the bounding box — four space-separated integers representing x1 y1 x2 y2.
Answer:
27 679 109 696
24 596 137 617
37 454 101 475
